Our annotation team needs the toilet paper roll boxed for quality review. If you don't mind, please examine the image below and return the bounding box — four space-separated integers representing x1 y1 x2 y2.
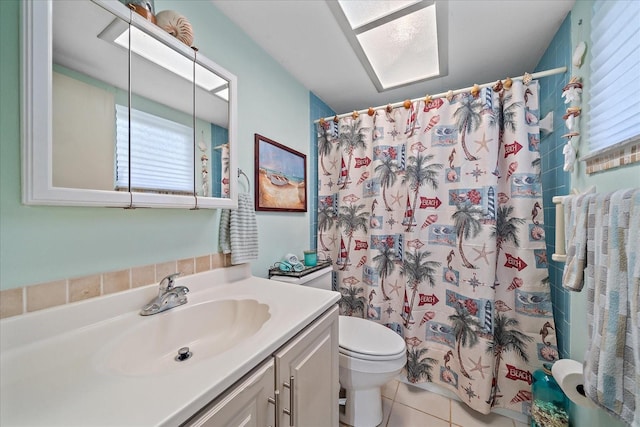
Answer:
551 359 596 408
283 253 299 265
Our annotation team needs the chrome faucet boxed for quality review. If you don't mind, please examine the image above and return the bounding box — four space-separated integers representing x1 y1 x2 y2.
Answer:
140 273 189 316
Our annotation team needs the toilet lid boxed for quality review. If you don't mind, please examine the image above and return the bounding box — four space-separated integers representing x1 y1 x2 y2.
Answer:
338 316 406 359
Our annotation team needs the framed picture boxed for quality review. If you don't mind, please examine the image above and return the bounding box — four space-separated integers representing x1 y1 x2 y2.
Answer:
254 134 307 212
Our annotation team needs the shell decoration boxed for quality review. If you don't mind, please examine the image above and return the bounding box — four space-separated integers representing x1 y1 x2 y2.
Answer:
445 90 454 102
470 84 480 98
155 10 194 46
504 77 513 89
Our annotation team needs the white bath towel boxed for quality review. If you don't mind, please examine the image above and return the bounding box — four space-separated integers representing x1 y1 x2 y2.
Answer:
219 193 259 265
562 189 595 291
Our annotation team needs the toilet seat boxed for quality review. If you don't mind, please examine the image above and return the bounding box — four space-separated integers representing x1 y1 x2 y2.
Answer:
338 316 406 361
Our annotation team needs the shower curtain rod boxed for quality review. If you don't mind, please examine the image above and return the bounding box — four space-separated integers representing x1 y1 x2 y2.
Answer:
313 66 567 123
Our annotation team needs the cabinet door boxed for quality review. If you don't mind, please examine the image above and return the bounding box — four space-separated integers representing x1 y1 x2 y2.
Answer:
275 306 339 427
183 359 275 427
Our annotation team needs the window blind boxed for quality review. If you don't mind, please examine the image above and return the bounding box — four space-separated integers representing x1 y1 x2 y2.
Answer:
588 0 640 152
115 105 194 193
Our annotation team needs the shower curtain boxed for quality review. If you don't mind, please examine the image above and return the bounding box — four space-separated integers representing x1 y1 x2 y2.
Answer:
317 81 558 415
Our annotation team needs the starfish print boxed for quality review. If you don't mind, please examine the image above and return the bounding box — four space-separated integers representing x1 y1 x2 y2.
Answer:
472 244 494 265
388 127 400 141
390 191 403 207
447 292 459 304
535 250 548 265
474 132 492 153
329 158 339 170
466 164 486 183
384 305 395 316
462 383 477 401
464 273 483 292
468 356 490 379
389 281 402 296
324 178 335 190
326 235 337 248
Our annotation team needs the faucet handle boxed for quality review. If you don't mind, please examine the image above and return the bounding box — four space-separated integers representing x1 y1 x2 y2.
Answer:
159 272 182 293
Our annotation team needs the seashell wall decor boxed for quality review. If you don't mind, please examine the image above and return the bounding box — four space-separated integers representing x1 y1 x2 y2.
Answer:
155 10 194 46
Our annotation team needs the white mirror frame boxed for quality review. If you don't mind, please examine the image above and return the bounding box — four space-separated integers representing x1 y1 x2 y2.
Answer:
21 0 238 209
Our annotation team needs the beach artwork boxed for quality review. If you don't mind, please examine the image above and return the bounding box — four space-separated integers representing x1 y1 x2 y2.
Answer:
254 134 307 212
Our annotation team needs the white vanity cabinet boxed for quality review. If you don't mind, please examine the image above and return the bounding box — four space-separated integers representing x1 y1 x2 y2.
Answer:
183 305 339 427
183 360 275 427
275 305 339 427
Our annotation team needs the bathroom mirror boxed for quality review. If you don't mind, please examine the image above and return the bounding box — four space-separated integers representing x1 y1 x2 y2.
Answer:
22 0 238 209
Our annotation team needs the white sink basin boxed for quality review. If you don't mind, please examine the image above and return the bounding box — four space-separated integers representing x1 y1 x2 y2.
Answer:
1 267 340 426
98 299 270 376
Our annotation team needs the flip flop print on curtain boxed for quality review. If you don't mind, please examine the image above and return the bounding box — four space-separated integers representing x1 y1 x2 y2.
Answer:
317 81 558 416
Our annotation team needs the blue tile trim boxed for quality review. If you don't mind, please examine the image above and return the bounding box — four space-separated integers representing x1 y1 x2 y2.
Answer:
309 93 335 250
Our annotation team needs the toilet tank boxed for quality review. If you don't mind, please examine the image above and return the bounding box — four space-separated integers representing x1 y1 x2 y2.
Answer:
269 266 333 290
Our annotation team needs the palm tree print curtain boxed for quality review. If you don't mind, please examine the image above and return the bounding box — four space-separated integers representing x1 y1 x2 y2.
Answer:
317 81 557 415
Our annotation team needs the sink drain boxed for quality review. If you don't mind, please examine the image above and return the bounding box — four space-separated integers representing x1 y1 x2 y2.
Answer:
175 347 192 362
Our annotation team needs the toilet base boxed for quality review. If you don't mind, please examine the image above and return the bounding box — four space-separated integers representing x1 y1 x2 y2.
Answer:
339 386 382 427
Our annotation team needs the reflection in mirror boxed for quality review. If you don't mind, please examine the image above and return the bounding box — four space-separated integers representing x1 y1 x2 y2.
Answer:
128 18 195 197
52 1 129 191
195 57 231 198
24 0 237 208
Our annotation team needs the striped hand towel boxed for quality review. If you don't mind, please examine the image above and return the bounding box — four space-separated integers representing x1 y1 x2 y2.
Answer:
562 189 595 291
584 188 640 426
219 193 259 265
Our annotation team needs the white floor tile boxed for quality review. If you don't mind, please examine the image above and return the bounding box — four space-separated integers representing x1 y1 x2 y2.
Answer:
378 397 392 427
382 379 399 400
394 382 451 421
451 400 515 427
387 402 450 427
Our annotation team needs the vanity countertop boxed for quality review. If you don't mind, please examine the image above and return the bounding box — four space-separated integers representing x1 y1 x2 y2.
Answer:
0 265 340 426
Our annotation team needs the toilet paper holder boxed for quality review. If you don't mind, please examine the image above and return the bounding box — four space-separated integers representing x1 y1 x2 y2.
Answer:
551 359 596 408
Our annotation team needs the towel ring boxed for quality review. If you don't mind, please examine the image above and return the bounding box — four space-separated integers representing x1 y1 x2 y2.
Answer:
238 168 251 191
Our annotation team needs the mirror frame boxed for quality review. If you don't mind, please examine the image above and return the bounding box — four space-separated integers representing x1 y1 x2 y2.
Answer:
22 0 238 209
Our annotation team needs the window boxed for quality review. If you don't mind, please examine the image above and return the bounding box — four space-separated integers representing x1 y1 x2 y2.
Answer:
115 105 194 194
588 0 640 153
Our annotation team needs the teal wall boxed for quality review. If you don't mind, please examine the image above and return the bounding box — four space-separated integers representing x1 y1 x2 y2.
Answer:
308 93 335 249
566 2 638 427
534 15 572 360
535 2 638 426
0 0 310 290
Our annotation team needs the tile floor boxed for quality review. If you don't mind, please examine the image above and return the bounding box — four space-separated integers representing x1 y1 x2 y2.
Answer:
342 379 530 427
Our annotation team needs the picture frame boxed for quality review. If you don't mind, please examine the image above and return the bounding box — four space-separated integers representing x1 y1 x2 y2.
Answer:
254 134 307 212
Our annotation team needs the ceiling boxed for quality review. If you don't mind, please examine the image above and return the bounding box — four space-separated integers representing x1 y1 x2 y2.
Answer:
212 0 575 117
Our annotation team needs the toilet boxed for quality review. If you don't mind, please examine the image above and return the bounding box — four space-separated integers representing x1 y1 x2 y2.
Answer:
270 266 407 427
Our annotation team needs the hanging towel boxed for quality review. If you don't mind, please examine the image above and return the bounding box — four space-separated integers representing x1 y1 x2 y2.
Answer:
562 188 595 291
583 188 640 426
219 193 259 265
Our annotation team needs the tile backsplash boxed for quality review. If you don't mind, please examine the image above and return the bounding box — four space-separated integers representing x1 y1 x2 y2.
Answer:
0 252 230 319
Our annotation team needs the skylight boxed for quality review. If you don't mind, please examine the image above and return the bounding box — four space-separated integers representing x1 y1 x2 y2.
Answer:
328 0 447 92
